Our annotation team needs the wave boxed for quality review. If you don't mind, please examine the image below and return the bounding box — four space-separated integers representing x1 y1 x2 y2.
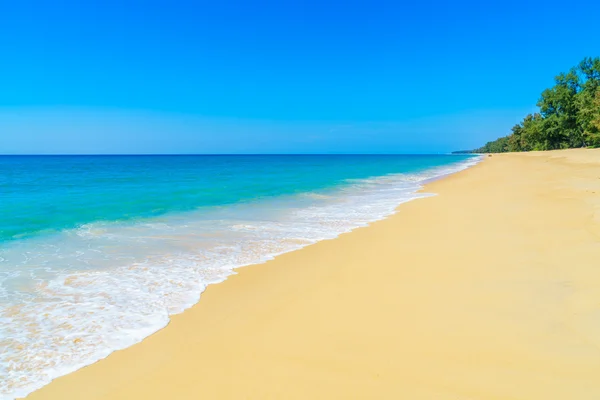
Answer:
0 155 481 399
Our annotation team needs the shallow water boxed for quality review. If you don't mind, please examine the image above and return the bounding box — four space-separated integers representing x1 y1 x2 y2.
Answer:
0 154 479 399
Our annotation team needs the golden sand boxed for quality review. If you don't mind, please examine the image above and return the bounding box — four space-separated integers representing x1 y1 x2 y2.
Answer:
26 149 600 399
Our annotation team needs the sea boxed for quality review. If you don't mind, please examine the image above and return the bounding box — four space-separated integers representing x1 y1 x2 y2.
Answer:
0 154 480 399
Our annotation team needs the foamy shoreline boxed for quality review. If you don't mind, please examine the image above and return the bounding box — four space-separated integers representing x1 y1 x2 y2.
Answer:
2 156 480 400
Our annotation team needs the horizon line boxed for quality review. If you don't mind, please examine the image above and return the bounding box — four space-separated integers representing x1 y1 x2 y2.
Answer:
0 153 466 157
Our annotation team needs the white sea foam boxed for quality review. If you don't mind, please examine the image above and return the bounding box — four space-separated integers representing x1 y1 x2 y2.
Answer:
0 156 481 399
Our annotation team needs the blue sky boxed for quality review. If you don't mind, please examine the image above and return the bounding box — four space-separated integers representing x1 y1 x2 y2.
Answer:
1 0 599 154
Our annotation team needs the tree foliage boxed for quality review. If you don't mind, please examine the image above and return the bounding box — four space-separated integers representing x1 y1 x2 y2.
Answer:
472 57 600 152
473 136 510 153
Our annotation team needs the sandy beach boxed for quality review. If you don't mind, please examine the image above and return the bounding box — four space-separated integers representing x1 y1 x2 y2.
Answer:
26 149 600 399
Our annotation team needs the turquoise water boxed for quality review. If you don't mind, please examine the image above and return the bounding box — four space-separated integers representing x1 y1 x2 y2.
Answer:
0 154 478 399
2 155 472 242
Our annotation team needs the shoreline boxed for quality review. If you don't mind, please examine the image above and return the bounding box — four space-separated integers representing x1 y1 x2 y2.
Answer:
0 156 479 398
26 149 600 399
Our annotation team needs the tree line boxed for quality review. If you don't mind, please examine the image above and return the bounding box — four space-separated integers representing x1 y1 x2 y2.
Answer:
466 57 600 153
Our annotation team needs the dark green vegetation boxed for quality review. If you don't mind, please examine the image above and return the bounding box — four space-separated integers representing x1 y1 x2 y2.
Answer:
463 57 600 153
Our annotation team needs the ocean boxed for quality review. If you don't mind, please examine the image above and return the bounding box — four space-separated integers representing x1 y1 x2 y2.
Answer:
0 154 479 399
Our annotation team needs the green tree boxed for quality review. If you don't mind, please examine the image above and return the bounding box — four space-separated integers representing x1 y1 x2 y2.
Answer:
520 113 542 150
576 57 600 146
584 90 600 147
507 124 523 152
475 136 509 153
537 70 581 148
468 57 600 153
